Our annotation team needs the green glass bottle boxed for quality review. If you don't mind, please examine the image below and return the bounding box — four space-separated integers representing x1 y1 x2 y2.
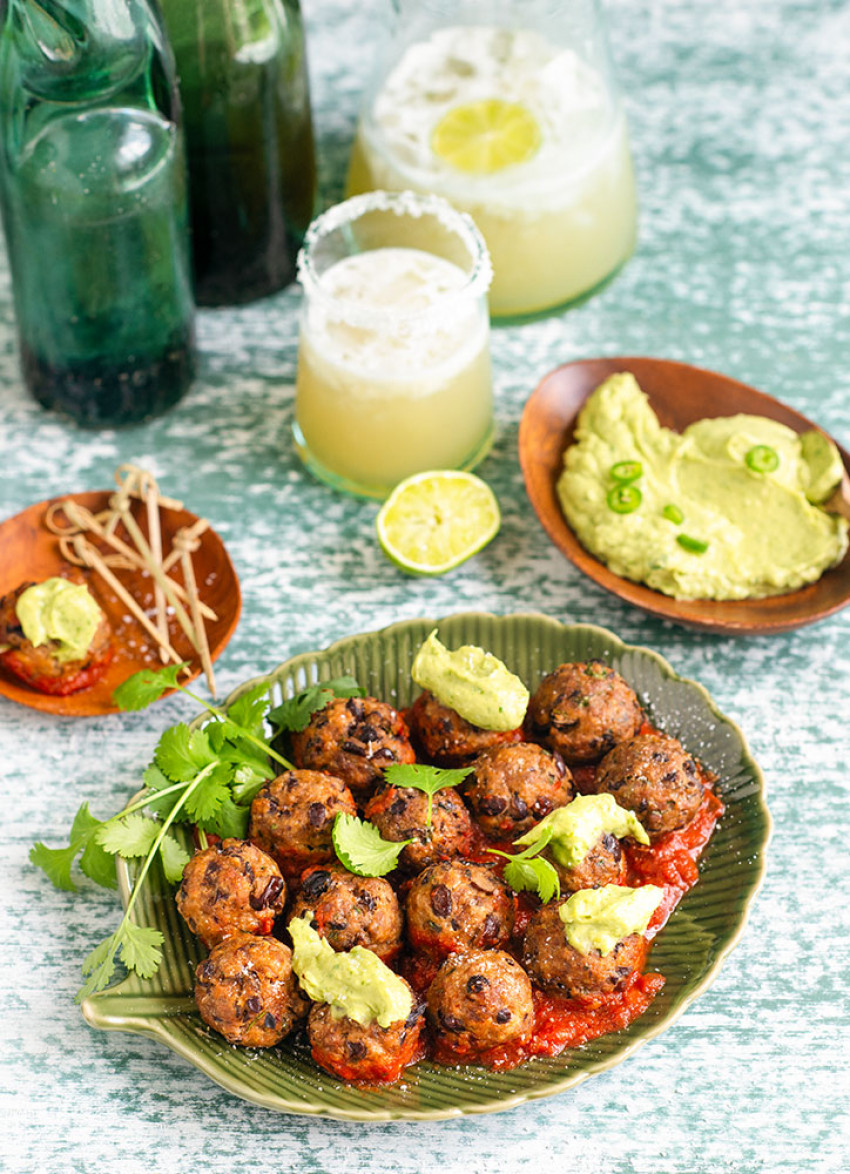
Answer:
0 0 195 427
157 0 317 306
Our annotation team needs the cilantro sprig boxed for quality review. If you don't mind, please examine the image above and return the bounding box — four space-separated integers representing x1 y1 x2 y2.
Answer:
30 663 321 1002
268 675 364 734
488 827 561 905
331 812 411 877
382 763 471 827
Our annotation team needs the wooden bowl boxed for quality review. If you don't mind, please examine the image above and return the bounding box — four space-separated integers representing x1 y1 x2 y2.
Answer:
0 491 241 715
519 356 850 634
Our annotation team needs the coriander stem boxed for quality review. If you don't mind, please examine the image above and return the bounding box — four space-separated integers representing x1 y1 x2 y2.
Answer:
174 685 294 771
106 781 189 822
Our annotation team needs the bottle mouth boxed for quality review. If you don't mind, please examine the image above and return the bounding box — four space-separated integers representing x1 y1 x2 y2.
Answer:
297 190 493 331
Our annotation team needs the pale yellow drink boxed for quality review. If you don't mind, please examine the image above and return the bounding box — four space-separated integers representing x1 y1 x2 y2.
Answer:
346 26 637 318
294 246 492 497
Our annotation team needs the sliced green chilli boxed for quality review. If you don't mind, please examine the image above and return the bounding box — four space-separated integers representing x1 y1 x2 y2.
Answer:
607 484 642 514
676 534 709 554
662 504 684 525
610 461 643 483
745 445 779 473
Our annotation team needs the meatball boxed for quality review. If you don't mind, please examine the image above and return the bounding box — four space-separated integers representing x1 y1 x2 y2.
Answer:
594 733 704 840
528 661 643 765
406 861 514 958
249 769 356 880
194 932 309 1047
521 901 645 998
290 696 415 804
427 950 534 1061
464 742 574 838
363 785 474 874
307 988 423 1084
408 691 524 768
0 575 113 695
288 864 403 963
547 832 627 894
176 839 286 948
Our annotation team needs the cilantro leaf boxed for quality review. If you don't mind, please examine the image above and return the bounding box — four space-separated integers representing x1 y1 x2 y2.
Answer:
230 760 272 806
504 856 561 904
226 684 272 738
118 922 164 979
268 675 365 734
154 724 216 782
182 761 234 823
195 795 250 840
383 763 472 827
97 813 161 859
79 835 118 890
77 934 118 1002
157 833 191 884
113 663 190 711
332 812 410 877
29 802 106 891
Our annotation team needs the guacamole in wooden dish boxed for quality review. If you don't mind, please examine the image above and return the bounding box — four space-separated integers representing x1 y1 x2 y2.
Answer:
557 373 849 600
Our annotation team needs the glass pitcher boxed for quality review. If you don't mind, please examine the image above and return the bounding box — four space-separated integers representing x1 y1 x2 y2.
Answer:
346 0 637 320
157 0 317 306
0 0 195 426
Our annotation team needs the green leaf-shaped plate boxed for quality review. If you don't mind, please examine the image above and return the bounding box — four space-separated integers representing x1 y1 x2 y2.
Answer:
81 612 770 1120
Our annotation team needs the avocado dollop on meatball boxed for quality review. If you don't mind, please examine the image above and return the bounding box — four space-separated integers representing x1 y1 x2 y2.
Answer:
307 985 423 1084
528 661 643 765
522 901 645 998
176 838 286 948
594 733 704 839
194 933 309 1047
408 690 523 768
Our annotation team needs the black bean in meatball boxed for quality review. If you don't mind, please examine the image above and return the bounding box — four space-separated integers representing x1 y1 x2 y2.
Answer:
363 785 474 874
408 691 524 768
290 696 415 804
249 769 357 880
427 950 534 1061
464 742 574 838
288 864 403 963
528 661 643 765
547 832 627 894
522 901 645 998
194 932 309 1047
307 986 423 1084
594 733 704 840
406 861 514 958
176 838 286 948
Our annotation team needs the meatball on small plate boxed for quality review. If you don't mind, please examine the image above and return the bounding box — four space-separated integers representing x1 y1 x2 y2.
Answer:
83 612 769 1121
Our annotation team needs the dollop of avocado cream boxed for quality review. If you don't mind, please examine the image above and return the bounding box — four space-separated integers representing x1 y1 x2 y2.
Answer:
559 884 664 957
557 373 849 600
16 578 102 663
411 630 529 731
289 914 412 1028
514 793 649 870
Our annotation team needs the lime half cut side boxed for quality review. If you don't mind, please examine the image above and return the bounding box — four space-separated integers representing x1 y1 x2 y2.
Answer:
376 471 501 576
431 99 542 175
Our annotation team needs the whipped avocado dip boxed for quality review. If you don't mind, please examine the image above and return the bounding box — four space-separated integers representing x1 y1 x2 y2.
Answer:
16 578 102 662
289 914 412 1028
515 793 649 871
558 884 664 957
557 373 849 600
411 630 529 731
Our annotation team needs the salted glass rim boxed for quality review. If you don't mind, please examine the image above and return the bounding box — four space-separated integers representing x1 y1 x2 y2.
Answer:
297 190 493 330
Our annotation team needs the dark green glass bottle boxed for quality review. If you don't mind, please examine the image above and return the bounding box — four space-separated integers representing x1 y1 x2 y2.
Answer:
0 0 195 427
157 0 317 306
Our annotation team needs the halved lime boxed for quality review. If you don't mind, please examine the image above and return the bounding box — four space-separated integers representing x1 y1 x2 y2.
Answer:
376 471 501 576
431 99 542 174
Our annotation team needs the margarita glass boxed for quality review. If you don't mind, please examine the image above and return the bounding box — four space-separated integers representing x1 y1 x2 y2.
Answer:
293 191 493 499
346 0 637 319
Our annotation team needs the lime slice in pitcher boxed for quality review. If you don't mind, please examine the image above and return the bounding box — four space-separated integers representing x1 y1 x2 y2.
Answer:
431 99 542 174
376 471 501 575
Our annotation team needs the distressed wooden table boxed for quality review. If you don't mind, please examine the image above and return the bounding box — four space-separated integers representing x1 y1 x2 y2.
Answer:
1 1 848 1171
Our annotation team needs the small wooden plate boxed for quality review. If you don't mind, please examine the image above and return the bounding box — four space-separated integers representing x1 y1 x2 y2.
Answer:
0 491 241 715
519 356 850 635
